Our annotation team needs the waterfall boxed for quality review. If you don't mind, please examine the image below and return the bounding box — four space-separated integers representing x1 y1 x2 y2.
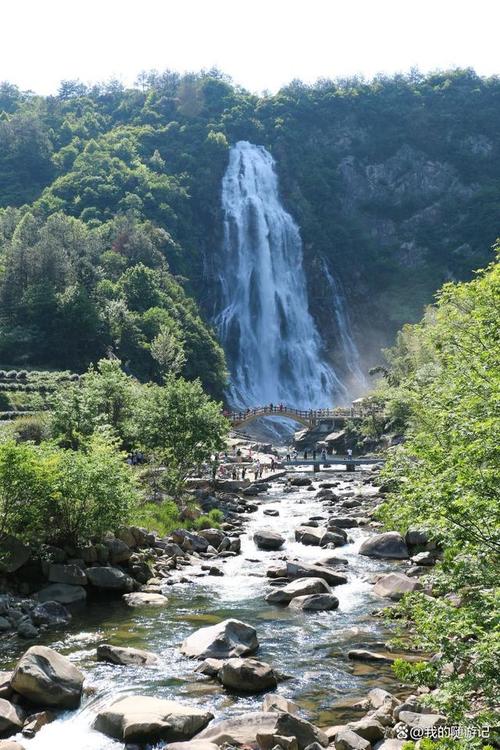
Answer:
321 258 366 394
215 140 345 408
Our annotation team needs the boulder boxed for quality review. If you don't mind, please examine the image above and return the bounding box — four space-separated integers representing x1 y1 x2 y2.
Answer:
0 536 30 574
411 551 436 566
266 577 330 605
262 694 299 714
286 561 348 586
21 710 54 738
289 477 312 487
373 573 421 600
195 711 328 749
93 696 213 742
218 658 278 692
257 734 298 750
0 698 24 735
368 688 400 710
165 742 219 750
405 528 429 547
47 563 87 586
254 528 285 551
374 742 405 750
86 566 134 591
0 673 12 700
122 592 168 607
359 532 409 559
398 710 446 732
288 593 339 611
320 531 347 548
328 517 358 529
195 659 224 677
171 530 209 553
11 645 84 708
347 649 394 664
295 526 323 546
97 644 158 666
37 583 86 604
31 601 72 627
346 717 384 742
199 529 225 549
181 619 258 659
334 729 370 749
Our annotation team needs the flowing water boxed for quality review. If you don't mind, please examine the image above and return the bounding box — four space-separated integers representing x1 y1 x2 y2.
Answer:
215 141 345 408
3 472 405 749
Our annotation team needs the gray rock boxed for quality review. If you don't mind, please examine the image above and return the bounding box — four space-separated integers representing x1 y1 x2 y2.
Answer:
286 561 348 586
0 698 25 735
172 530 209 553
47 563 87 586
398 710 446 732
181 619 258 659
20 710 54 738
411 551 436 566
374 741 406 750
195 711 328 749
348 649 394 664
295 526 324 545
122 592 168 607
11 645 84 708
37 583 87 604
93 695 213 742
289 476 312 487
328 517 358 528
103 538 132 564
254 528 285 551
0 672 12 700
198 529 225 548
86 566 134 591
262 694 299 714
405 528 429 547
266 577 331 605
346 717 384 742
368 688 400 710
373 572 421 600
320 531 347 547
288 593 339 611
359 532 409 559
32 601 72 628
16 618 39 639
334 729 371 749
97 644 158 666
218 658 278 692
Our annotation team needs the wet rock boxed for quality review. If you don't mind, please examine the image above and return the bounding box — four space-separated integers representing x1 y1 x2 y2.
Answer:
347 649 394 664
266 577 331 605
122 592 168 607
316 554 349 567
181 618 258 659
37 583 87 605
328 517 358 528
286 561 348 586
373 573 421 600
172 530 209 553
0 618 11 633
86 566 134 591
346 717 384 742
32 601 72 628
16 618 39 639
266 564 288 579
334 729 371 749
21 710 54 738
194 659 224 677
195 711 328 749
198 529 225 549
47 563 87 586
295 526 323 546
218 658 278 692
289 477 312 487
263 509 280 517
320 531 347 548
254 528 285 551
93 696 213 742
359 532 409 559
97 644 158 666
11 645 84 708
288 593 339 611
262 694 299 714
0 698 25 735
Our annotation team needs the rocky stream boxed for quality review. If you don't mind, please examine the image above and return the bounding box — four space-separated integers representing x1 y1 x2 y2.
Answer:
0 463 442 750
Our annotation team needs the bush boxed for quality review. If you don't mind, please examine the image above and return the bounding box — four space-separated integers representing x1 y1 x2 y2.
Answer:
0 434 138 547
11 414 50 444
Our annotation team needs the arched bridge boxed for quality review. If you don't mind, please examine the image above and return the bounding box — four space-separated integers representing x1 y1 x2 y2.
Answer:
227 405 355 429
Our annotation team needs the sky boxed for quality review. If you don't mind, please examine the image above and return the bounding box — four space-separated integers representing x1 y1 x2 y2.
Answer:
2 0 500 95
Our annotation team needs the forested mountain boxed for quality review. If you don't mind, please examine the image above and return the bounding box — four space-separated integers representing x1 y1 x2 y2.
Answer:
0 68 499 391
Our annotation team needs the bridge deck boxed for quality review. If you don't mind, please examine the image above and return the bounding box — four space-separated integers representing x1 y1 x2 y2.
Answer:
283 458 384 466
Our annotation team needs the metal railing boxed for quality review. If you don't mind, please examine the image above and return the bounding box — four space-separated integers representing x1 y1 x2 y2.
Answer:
226 405 356 423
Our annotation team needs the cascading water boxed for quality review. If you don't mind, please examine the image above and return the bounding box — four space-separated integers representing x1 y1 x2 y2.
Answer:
216 141 344 408
321 258 366 395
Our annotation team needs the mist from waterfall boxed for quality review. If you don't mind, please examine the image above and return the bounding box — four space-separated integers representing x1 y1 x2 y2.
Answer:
215 141 346 409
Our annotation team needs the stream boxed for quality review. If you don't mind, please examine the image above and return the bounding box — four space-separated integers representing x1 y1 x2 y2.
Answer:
3 468 405 748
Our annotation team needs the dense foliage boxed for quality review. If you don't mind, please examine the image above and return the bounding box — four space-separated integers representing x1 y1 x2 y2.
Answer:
1 69 500 377
372 256 499 747
0 360 229 546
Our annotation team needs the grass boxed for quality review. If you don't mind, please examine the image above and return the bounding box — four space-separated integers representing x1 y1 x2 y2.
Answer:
130 500 223 537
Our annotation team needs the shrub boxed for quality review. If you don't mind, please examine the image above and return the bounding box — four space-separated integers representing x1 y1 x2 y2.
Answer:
11 414 50 444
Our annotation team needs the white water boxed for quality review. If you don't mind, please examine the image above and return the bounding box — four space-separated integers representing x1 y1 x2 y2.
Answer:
321 259 366 395
216 141 344 408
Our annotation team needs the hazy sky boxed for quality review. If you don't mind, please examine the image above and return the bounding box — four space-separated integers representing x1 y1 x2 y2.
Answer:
2 0 500 94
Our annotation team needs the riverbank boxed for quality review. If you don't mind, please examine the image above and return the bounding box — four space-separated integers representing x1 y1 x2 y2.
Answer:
0 462 443 749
